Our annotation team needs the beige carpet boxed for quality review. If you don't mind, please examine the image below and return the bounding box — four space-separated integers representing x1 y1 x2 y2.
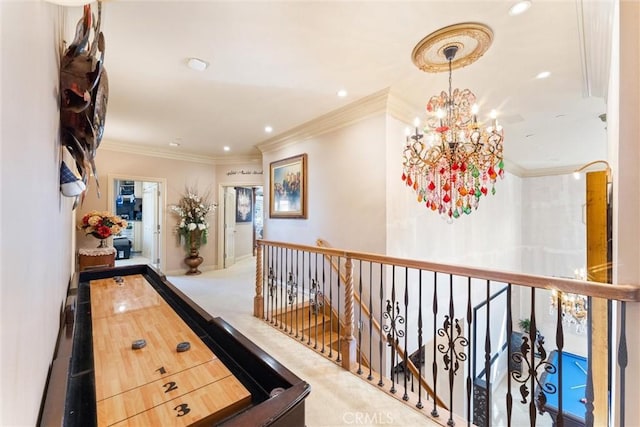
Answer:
167 257 440 427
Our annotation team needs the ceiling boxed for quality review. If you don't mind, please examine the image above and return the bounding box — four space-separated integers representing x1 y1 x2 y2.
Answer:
64 0 611 174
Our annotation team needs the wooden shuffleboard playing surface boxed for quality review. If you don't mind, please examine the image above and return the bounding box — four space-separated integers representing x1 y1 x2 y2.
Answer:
89 274 251 426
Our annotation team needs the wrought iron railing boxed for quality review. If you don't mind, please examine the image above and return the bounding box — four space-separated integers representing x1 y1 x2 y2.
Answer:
253 240 640 427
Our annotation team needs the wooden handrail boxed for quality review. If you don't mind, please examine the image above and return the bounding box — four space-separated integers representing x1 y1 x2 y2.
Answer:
258 239 640 302
316 238 447 409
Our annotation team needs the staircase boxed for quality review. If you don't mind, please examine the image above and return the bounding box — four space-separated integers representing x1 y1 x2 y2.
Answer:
270 299 369 368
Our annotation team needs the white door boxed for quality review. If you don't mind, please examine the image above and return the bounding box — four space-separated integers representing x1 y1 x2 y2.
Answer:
142 182 160 266
224 187 236 268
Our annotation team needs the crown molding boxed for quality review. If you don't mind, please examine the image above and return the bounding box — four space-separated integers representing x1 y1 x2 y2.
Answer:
516 164 590 178
257 88 392 154
99 140 261 166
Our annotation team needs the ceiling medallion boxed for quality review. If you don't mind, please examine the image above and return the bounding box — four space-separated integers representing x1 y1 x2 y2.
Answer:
402 23 504 222
411 22 493 73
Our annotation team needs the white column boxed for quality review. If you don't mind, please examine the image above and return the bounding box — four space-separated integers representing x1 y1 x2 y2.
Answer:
612 0 640 424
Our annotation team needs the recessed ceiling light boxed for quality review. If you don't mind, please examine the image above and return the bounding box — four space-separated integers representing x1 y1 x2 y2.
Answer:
264 126 273 133
509 0 531 16
337 89 348 98
223 146 230 152
536 71 551 79
187 57 209 71
169 142 180 147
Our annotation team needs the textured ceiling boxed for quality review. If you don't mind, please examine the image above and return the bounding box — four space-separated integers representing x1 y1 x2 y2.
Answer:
65 0 610 173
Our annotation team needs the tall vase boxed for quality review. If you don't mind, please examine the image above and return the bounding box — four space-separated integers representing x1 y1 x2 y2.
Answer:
184 230 203 275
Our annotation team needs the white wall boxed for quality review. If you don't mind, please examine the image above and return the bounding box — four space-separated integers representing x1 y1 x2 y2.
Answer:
263 114 387 254
1 3 75 425
521 174 586 277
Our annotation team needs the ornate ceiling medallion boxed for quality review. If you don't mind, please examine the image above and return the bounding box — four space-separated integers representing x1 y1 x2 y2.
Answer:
411 22 493 73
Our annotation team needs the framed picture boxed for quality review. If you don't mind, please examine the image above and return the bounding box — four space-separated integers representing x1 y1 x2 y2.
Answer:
235 187 253 223
270 154 307 218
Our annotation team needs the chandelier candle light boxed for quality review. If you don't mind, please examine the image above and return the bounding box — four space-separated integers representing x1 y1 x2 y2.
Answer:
402 23 505 220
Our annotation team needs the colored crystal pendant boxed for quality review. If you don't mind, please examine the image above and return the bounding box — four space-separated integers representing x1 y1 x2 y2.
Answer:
402 172 407 181
453 209 460 218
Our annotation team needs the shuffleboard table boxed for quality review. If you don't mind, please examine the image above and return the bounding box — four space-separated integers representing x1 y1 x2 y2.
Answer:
40 264 310 426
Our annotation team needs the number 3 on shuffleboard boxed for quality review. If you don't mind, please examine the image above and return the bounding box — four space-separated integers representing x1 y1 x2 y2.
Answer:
174 403 191 417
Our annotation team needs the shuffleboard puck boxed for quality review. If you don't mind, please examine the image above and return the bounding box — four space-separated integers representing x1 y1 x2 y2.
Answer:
176 341 191 352
131 339 146 350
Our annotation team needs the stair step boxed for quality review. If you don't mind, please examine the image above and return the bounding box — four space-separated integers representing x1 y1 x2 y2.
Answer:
275 310 331 330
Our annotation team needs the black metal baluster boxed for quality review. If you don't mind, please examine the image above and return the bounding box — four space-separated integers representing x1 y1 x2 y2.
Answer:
329 256 333 358
432 271 439 418
448 275 456 426
466 277 472 425
556 292 565 427
287 251 291 333
483 279 491 427
357 261 363 375
506 284 513 427
528 288 536 425
313 253 320 349
378 263 384 388
321 256 326 353
301 251 307 343
368 262 374 381
336 257 341 363
274 247 279 327
618 301 627 427
289 250 295 335
403 267 409 401
279 247 284 329
295 250 301 338
268 246 274 324
387 266 397 394
512 287 553 426
417 269 423 409
307 252 313 346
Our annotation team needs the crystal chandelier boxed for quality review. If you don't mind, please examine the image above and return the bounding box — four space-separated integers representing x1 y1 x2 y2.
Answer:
550 290 588 334
549 268 589 334
402 42 505 220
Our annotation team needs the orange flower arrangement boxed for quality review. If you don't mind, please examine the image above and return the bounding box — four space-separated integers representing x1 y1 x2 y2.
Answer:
79 210 128 239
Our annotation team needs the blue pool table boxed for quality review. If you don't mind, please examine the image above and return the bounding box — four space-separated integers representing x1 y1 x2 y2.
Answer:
539 350 588 427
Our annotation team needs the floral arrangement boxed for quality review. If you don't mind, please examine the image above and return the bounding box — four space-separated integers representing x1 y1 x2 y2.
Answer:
79 210 128 239
170 188 217 249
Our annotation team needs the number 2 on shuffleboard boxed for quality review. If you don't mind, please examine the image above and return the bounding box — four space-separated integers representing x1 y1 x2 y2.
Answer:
163 381 178 393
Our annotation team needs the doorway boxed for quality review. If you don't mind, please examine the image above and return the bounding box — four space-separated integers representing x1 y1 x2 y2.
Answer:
217 184 263 269
107 174 166 270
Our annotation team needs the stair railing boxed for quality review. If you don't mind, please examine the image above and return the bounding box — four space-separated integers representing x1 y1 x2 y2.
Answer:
254 239 640 427
315 238 446 409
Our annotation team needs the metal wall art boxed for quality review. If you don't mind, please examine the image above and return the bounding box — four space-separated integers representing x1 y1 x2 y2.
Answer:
60 1 108 206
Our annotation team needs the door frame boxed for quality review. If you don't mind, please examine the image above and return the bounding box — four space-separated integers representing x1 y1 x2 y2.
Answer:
217 182 262 269
107 173 167 269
